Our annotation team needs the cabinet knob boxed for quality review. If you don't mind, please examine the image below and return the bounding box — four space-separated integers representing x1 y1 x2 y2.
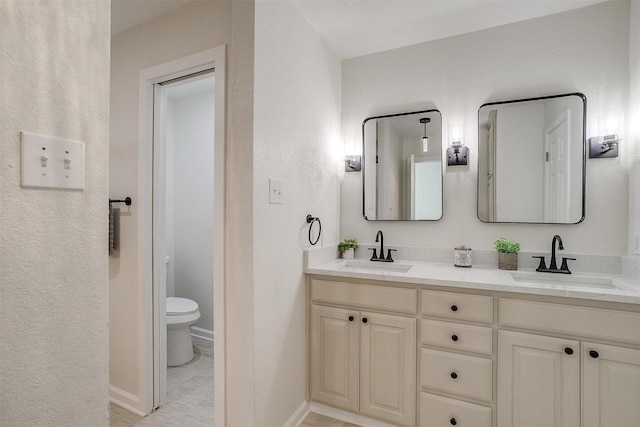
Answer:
450 371 458 380
348 315 354 322
564 347 574 355
362 317 368 324
451 334 459 342
450 417 457 425
450 304 458 312
590 350 599 359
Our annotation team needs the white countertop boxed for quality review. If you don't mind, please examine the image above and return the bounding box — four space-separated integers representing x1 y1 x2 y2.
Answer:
305 258 640 305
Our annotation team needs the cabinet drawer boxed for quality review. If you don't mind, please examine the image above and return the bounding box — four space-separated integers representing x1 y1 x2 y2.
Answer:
420 348 492 403
422 290 493 323
500 299 640 345
311 279 417 314
421 319 493 355
420 392 491 427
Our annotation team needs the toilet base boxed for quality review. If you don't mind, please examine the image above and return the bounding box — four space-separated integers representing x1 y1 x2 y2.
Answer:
167 326 195 366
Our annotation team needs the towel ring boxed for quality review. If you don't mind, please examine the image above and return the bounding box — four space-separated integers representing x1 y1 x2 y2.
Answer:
306 214 322 246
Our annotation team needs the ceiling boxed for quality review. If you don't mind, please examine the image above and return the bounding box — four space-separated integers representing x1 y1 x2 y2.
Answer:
112 0 606 58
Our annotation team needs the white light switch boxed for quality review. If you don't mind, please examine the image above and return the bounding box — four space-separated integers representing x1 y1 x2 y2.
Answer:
21 132 85 190
269 179 283 204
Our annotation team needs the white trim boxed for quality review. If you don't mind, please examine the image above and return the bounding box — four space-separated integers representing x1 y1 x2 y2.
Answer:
137 45 227 424
191 326 214 342
282 401 311 427
309 402 400 427
109 386 146 417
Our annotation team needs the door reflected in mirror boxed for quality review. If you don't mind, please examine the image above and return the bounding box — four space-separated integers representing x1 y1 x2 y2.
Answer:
363 110 442 221
477 93 586 224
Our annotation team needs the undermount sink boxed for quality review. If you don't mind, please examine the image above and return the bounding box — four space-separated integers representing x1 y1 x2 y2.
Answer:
510 271 626 291
340 259 414 273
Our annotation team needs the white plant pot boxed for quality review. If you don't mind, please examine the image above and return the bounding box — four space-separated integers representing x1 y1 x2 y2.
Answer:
342 248 355 259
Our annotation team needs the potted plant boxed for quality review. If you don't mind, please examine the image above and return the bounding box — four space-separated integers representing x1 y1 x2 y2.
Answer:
338 238 359 259
494 237 520 270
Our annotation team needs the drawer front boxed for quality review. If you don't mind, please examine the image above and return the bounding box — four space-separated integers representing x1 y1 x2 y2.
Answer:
420 348 493 403
311 279 417 314
500 299 640 345
420 392 491 427
421 319 493 355
422 290 493 323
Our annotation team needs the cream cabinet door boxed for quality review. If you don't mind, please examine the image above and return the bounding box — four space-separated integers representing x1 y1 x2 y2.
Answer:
310 304 359 412
360 311 416 427
498 330 580 427
582 342 640 427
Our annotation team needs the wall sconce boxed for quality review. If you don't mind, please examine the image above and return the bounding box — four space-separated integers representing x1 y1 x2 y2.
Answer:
420 117 430 152
447 125 468 166
589 116 622 158
344 155 361 172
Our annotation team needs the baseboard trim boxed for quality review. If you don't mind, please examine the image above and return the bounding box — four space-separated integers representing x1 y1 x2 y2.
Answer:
191 326 214 342
309 402 399 427
109 385 146 417
283 400 310 427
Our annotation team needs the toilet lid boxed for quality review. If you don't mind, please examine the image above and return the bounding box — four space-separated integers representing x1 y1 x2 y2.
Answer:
166 297 199 315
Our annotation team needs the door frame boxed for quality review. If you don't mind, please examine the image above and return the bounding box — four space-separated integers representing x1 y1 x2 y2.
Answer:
137 46 226 424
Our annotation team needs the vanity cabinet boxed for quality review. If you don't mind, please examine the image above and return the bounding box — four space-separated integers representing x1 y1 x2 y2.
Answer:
498 299 640 427
310 279 417 427
419 290 494 427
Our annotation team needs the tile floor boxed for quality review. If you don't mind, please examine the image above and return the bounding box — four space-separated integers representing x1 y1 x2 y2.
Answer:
110 337 214 427
109 337 356 426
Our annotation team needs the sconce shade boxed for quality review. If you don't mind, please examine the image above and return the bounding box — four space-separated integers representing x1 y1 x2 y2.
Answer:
420 117 430 152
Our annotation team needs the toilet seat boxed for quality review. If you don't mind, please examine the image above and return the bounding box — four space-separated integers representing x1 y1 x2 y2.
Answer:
167 297 199 316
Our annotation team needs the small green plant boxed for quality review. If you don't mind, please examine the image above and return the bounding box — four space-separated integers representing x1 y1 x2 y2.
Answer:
494 237 521 254
338 238 359 254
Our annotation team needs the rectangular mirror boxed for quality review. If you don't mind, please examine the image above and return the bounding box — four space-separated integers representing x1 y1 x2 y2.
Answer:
477 93 586 224
363 110 442 221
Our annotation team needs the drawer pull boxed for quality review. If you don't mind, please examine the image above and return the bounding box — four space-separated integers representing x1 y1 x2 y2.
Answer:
451 334 459 342
564 347 574 355
362 317 368 324
590 350 599 359
450 371 458 380
450 418 457 426
348 315 354 322
450 304 458 312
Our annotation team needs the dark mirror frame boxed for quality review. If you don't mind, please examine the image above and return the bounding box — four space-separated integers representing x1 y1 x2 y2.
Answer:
476 92 587 224
362 109 443 221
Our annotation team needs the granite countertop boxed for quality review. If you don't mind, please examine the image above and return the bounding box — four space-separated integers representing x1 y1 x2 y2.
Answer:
305 258 640 305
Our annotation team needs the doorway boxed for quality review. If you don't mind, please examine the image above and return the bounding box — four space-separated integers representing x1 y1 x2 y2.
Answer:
136 47 226 424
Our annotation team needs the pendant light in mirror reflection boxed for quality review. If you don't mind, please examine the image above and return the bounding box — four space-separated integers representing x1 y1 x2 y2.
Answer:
447 124 468 166
420 117 430 152
362 109 443 221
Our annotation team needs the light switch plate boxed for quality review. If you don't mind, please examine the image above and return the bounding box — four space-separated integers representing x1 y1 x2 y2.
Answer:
269 179 283 204
21 132 85 190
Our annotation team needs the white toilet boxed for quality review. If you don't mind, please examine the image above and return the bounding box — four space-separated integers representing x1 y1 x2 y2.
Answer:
166 297 201 366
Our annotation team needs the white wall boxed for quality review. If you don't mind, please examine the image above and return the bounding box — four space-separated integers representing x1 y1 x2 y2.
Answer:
628 1 640 269
109 0 231 406
342 1 630 256
0 1 110 425
253 1 341 425
167 87 215 332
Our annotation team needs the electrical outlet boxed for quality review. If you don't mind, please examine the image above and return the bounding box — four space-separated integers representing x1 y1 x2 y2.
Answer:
269 179 283 204
635 232 640 255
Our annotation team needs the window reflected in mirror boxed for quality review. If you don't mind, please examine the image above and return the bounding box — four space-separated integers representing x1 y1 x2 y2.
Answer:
363 110 443 221
477 93 586 224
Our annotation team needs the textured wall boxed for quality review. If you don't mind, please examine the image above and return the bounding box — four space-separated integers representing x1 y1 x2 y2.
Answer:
109 1 231 404
0 1 110 425
253 2 341 426
342 1 630 256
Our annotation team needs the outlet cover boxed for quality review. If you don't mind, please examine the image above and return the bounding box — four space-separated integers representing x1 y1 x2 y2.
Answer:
269 179 283 204
635 232 640 255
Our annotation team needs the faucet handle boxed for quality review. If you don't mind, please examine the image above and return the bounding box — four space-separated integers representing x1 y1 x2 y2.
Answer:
368 248 378 261
560 257 576 274
386 249 397 261
533 256 547 271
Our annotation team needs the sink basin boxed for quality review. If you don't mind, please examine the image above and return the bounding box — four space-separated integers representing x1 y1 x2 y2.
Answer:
340 259 413 273
510 271 625 290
